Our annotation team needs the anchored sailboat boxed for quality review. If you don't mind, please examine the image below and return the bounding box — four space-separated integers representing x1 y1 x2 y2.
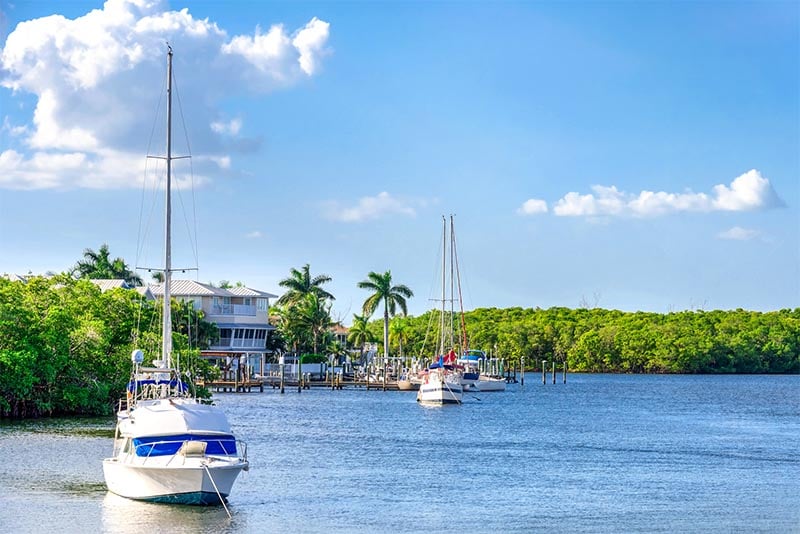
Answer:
102 47 249 506
417 215 464 405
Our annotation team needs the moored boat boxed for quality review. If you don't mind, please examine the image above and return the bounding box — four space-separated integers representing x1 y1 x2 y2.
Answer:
417 216 464 405
102 46 248 506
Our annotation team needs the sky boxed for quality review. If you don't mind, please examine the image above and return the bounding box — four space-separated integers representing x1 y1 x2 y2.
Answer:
0 0 798 323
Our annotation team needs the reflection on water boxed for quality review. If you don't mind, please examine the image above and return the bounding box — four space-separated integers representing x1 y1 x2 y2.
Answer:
1 375 799 533
102 493 237 534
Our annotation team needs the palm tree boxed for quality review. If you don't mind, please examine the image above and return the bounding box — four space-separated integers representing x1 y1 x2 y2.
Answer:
73 243 142 286
294 293 333 354
358 270 414 365
390 316 410 364
277 264 335 306
347 313 375 366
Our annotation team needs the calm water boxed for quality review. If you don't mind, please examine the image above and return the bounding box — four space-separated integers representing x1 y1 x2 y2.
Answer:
0 374 798 533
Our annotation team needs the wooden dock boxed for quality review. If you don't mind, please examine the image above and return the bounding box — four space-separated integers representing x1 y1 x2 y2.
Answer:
201 379 264 393
262 376 401 391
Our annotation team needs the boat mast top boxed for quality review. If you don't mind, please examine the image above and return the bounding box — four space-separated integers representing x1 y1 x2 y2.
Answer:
162 45 173 369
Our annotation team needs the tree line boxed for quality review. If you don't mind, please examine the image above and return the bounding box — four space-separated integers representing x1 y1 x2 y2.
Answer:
381 306 800 374
2 248 797 418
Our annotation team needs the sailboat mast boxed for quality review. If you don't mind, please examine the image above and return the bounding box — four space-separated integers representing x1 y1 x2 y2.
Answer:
439 215 446 357
162 46 173 368
449 215 455 351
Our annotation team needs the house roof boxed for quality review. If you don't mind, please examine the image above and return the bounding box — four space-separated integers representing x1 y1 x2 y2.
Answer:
227 286 279 298
2 273 29 282
330 324 349 335
92 279 132 291
149 280 232 297
148 279 277 299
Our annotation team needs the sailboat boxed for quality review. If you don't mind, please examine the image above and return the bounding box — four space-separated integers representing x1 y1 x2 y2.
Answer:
417 216 464 405
102 47 249 506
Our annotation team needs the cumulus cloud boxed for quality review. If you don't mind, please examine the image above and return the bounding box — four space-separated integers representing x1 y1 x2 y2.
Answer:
552 170 783 218
717 226 760 241
322 192 422 222
0 0 331 190
517 198 548 215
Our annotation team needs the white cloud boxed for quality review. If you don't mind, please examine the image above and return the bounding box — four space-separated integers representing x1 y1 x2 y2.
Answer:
517 198 548 215
221 16 330 81
210 118 242 136
322 192 421 222
292 17 331 76
0 0 331 190
717 226 760 241
553 170 783 218
245 230 263 239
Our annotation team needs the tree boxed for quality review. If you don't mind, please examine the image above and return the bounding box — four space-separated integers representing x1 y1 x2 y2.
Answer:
277 264 334 306
357 271 413 364
72 244 142 286
347 313 375 366
294 293 333 354
390 316 410 363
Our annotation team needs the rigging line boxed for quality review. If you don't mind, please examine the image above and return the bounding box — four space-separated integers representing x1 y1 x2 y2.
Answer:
451 215 468 351
136 66 167 271
171 65 200 270
138 158 161 270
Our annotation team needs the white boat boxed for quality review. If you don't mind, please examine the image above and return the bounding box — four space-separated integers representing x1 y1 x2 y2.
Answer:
417 366 463 404
459 350 506 392
397 368 425 391
102 47 248 506
417 216 464 405
474 374 507 392
457 350 483 391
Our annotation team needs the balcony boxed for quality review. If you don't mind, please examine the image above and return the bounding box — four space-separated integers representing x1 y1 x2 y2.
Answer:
212 338 267 350
211 304 256 316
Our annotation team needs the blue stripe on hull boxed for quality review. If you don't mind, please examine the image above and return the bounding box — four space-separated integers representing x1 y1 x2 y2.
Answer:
138 491 227 506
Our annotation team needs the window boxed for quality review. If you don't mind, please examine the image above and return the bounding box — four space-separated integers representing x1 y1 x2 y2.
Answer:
256 298 269 311
243 297 252 306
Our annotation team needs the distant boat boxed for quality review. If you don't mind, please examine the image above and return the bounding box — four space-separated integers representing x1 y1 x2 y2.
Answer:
417 216 464 405
102 47 249 506
459 350 506 392
397 368 424 391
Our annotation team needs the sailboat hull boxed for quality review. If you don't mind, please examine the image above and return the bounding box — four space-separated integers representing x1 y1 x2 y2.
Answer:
102 458 246 505
417 379 463 405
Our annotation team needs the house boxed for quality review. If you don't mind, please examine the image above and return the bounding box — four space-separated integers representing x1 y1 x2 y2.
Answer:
148 280 278 378
329 323 349 345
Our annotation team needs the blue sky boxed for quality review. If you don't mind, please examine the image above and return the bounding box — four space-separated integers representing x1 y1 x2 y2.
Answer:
0 0 797 322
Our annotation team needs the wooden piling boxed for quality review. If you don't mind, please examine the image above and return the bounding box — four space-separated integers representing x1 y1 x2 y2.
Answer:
551 361 556 384
542 360 546 384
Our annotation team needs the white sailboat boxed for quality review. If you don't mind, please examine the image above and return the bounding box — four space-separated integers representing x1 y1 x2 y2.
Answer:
417 216 464 405
102 47 248 506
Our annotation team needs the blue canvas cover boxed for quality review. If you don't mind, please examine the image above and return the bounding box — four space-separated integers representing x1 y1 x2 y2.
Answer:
133 434 237 457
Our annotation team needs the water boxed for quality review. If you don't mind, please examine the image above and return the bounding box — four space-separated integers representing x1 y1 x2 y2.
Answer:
1 374 798 533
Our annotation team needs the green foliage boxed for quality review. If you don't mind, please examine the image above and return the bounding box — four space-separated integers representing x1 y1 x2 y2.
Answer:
357 270 414 358
386 306 800 374
72 244 142 286
274 265 335 355
0 276 220 418
300 353 327 364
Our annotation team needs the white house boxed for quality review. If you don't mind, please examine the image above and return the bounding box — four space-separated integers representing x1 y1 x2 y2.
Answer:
148 280 278 378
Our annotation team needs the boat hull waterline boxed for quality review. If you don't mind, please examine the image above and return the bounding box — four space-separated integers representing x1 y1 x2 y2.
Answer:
103 458 246 504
